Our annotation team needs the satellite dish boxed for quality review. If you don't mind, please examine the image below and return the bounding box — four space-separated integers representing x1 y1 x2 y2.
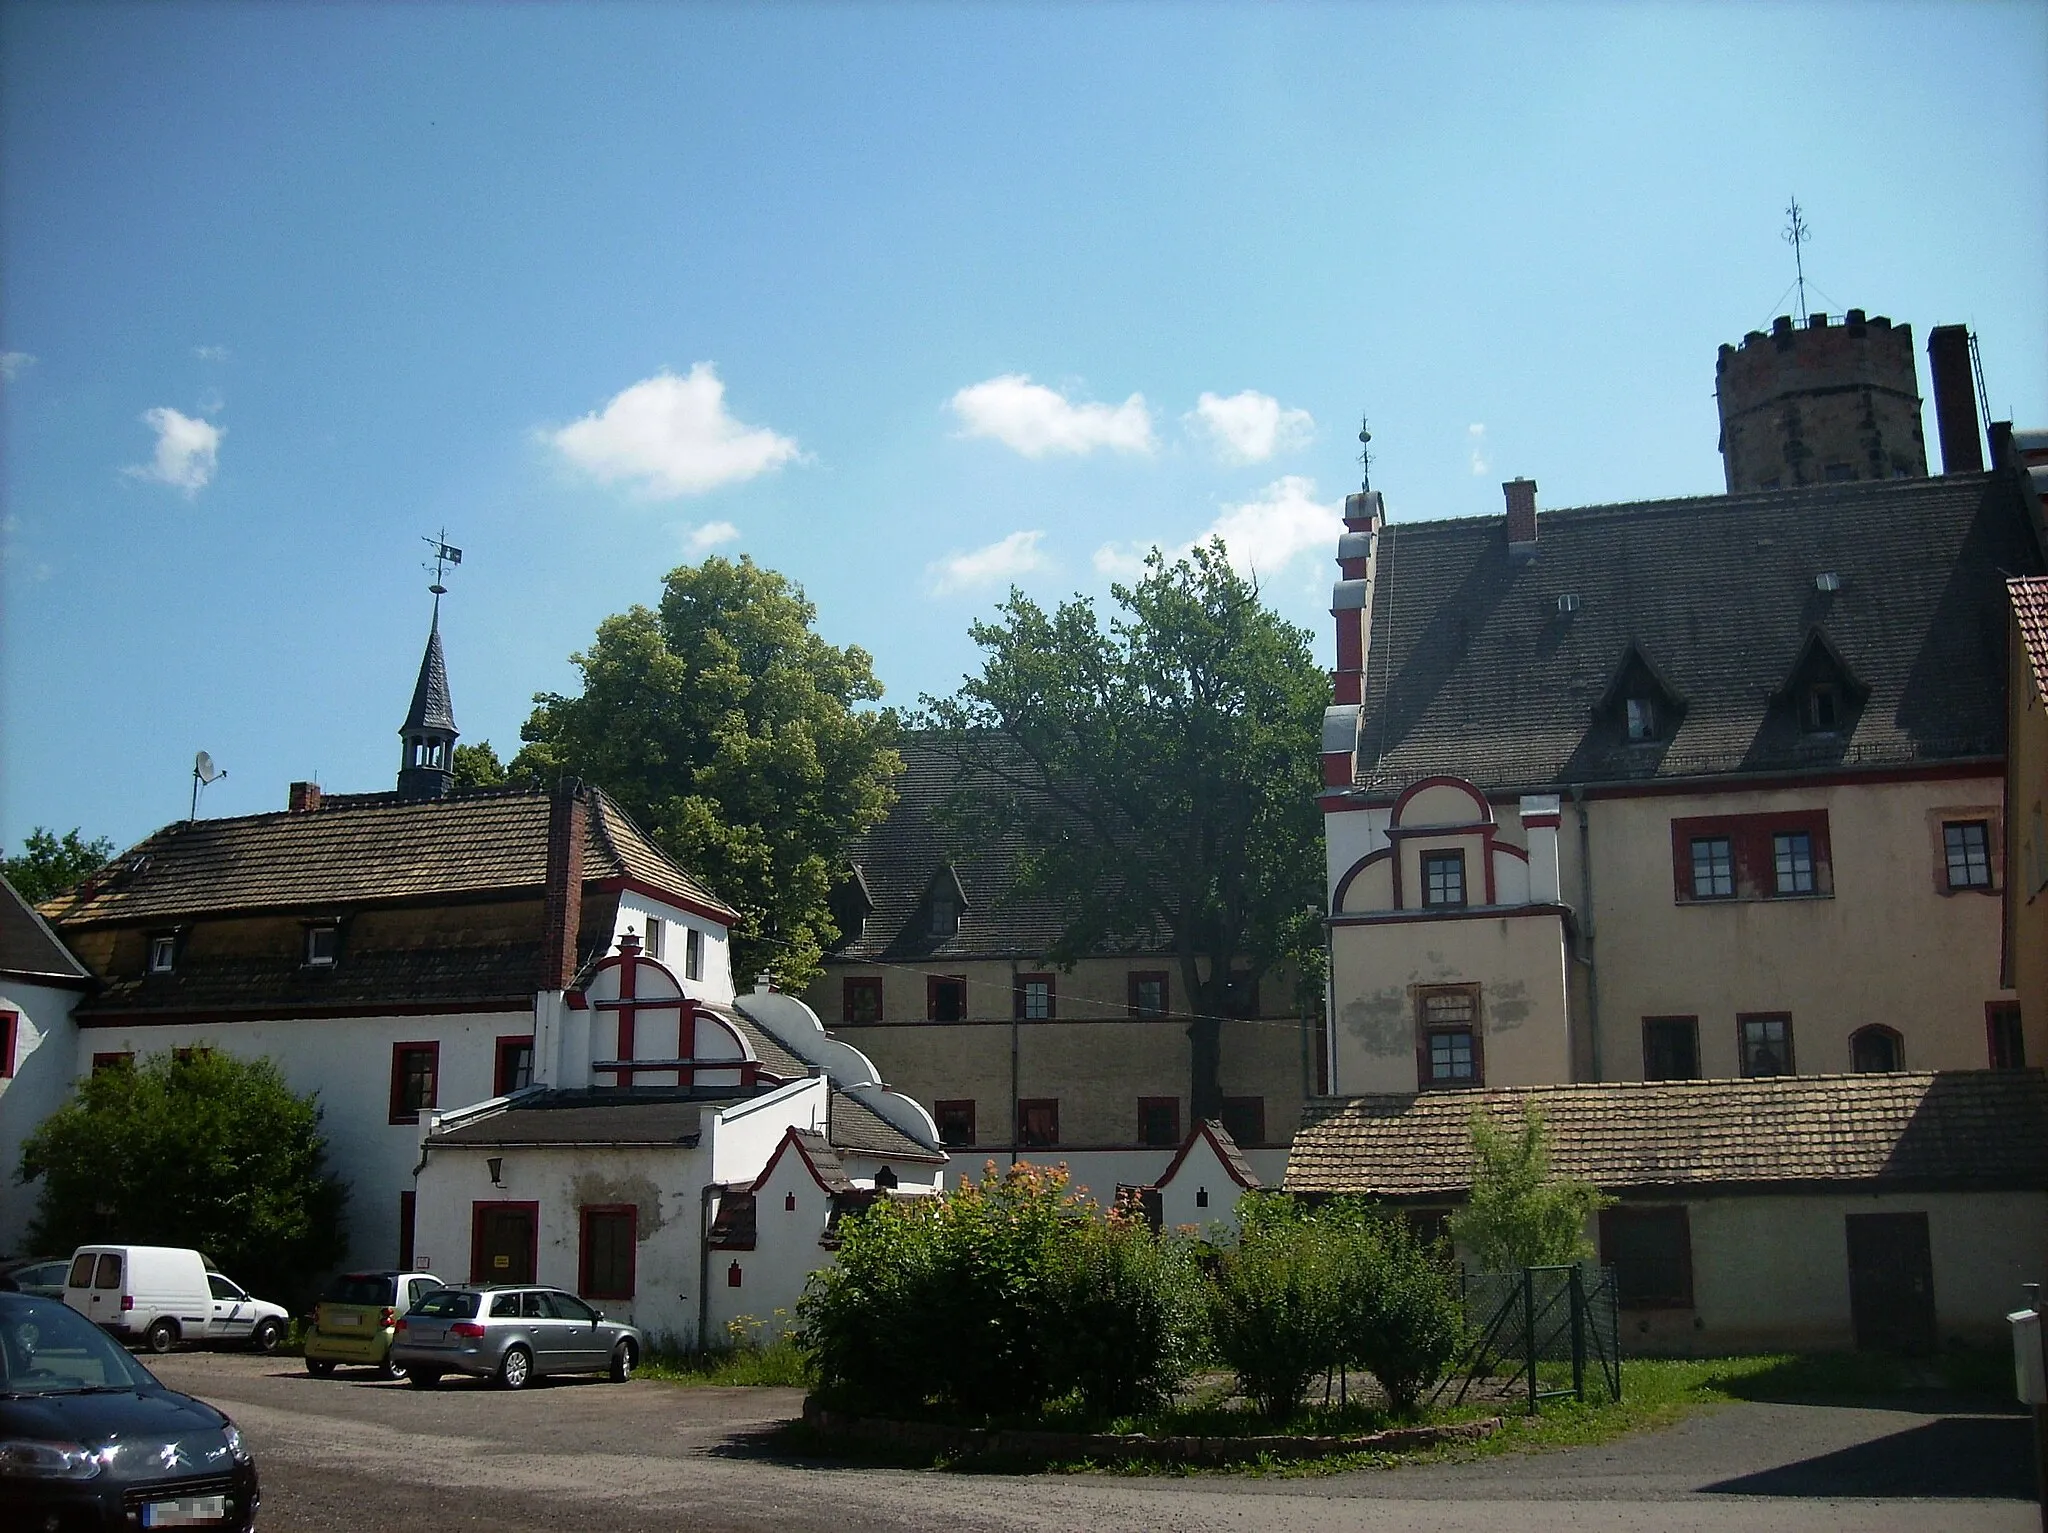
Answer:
194 751 222 785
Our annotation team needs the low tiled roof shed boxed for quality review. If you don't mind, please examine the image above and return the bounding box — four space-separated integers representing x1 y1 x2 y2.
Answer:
1286 1071 2048 1200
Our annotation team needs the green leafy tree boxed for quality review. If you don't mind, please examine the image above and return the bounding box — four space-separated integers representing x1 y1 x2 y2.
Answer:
451 740 512 789
5 827 116 903
19 1050 348 1309
922 542 1327 1118
1448 1103 1613 1271
513 556 901 987
1205 1194 1346 1420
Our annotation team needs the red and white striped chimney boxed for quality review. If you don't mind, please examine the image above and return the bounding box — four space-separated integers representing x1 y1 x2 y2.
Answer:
1324 490 1382 786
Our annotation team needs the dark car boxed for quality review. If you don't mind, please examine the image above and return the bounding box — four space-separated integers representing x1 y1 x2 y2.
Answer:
0 1291 259 1531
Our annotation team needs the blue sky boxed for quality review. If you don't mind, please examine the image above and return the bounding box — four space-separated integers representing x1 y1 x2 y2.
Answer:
4 2 2045 854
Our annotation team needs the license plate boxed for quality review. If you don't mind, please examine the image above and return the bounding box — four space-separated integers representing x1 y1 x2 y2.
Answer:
142 1495 228 1526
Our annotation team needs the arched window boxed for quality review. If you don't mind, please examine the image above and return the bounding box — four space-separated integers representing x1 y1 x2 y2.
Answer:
1850 1025 1903 1074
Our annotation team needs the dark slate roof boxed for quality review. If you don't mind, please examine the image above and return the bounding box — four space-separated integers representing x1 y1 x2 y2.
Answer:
1285 1071 2048 1197
828 736 1166 962
784 1129 857 1192
2014 577 2048 701
712 1005 809 1082
401 612 458 736
1350 471 2042 794
42 784 735 926
0 876 90 985
829 1089 945 1163
426 1089 739 1147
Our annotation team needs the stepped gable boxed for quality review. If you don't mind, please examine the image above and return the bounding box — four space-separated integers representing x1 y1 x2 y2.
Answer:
1286 1070 2048 1198
1353 471 2041 794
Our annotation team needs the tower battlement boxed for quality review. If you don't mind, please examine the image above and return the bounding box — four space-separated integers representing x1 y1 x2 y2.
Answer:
1714 311 1927 492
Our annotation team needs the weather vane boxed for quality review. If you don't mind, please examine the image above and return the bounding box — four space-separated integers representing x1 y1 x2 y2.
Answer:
421 528 462 607
1357 416 1373 493
1782 196 1811 322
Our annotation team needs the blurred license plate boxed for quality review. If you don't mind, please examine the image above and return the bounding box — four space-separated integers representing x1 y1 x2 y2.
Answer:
143 1495 227 1526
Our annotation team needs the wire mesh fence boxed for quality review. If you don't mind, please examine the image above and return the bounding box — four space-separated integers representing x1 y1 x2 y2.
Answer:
1435 1264 1622 1413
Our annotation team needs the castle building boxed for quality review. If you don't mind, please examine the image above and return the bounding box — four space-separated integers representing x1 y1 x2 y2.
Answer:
1292 315 2048 1354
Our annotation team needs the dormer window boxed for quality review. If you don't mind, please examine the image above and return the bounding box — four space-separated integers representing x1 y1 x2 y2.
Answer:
304 925 339 968
929 895 958 938
1421 851 1467 908
1804 684 1841 733
148 936 177 975
1625 697 1658 742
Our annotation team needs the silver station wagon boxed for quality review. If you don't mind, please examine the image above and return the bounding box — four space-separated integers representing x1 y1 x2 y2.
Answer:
389 1285 642 1390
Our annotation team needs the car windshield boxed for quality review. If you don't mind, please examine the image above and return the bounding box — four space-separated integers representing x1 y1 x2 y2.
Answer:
411 1290 479 1319
0 1296 155 1396
323 1274 395 1306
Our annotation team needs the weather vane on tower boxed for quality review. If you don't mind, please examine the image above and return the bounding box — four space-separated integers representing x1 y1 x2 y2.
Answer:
1357 416 1373 493
1782 195 1812 323
422 529 462 615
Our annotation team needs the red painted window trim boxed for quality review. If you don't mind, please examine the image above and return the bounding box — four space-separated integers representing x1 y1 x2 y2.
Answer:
1415 985 1484 1089
1016 1098 1060 1148
398 1191 417 1271
926 974 968 1022
1988 1001 2026 1068
1015 973 1056 1020
469 1200 540 1285
0 1010 16 1078
493 1034 535 1097
1220 1096 1266 1148
1670 810 1833 903
92 1051 132 1074
843 977 883 1024
578 1204 637 1300
1128 971 1170 1018
1599 1205 1695 1309
933 1099 976 1147
389 1041 440 1125
1137 1096 1180 1147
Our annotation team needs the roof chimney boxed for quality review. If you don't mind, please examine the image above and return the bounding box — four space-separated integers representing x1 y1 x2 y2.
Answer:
1504 478 1538 560
539 783 587 991
1927 325 1984 474
287 781 323 813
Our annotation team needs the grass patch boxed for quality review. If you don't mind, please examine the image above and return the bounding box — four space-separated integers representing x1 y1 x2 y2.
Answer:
640 1334 813 1389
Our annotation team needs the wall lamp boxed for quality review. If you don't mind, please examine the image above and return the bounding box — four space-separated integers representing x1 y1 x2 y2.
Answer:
486 1156 505 1188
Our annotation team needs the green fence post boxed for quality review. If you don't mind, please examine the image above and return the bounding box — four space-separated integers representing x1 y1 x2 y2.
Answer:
1569 1264 1586 1402
1524 1266 1538 1415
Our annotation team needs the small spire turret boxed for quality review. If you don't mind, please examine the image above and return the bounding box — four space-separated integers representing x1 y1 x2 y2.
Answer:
397 533 463 799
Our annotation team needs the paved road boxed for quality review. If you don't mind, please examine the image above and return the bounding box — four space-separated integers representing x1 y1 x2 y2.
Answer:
149 1351 2036 1533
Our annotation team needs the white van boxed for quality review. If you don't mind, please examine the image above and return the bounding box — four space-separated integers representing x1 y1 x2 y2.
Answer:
63 1245 290 1353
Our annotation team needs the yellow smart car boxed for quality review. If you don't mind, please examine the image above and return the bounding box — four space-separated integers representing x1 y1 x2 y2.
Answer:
304 1270 444 1378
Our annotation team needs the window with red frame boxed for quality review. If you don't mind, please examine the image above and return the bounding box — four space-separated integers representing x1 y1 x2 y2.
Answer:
1128 971 1169 1017
1220 1096 1266 1148
927 975 967 1022
934 1099 976 1146
0 1011 16 1078
580 1206 636 1299
389 1042 439 1124
1671 811 1832 903
1137 1097 1179 1146
1016 1099 1059 1147
843 977 883 1023
1989 1002 2026 1069
398 1192 417 1270
494 1035 534 1096
91 1052 132 1074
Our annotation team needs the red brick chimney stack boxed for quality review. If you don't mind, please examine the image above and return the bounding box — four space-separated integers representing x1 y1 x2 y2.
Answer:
540 783 587 991
1926 325 1985 475
287 782 323 813
1504 479 1538 558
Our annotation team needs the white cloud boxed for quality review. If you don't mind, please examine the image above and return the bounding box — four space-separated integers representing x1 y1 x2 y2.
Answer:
948 374 1154 458
683 520 740 554
193 345 230 362
1093 475 1341 583
549 364 799 498
124 407 222 495
1187 390 1314 464
928 530 1052 595
1468 423 1490 476
0 352 35 381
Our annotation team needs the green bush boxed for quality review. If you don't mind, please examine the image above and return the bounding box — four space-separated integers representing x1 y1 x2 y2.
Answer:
1325 1204 1464 1412
1045 1201 1206 1418
1206 1195 1346 1420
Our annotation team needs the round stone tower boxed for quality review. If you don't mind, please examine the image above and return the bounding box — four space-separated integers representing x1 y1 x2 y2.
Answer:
1714 310 1927 493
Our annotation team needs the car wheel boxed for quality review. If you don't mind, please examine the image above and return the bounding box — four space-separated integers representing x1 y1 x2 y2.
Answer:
608 1339 637 1383
305 1358 336 1378
143 1318 179 1354
376 1355 408 1382
408 1367 443 1389
494 1345 533 1391
250 1319 284 1354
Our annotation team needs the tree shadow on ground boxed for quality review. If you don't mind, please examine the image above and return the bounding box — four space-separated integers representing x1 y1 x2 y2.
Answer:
1701 1349 2018 1414
1703 1415 2034 1500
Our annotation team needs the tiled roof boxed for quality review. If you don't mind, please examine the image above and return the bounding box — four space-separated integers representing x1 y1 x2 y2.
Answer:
829 1089 945 1163
786 1129 857 1193
828 736 1167 963
425 1089 739 1147
401 616 458 735
41 784 735 926
78 944 552 1020
711 1004 809 1082
0 876 90 984
1284 1071 2048 1197
1351 472 2042 794
2013 576 2048 703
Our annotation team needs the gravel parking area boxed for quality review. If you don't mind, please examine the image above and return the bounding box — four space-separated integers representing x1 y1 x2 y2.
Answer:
148 1350 2036 1533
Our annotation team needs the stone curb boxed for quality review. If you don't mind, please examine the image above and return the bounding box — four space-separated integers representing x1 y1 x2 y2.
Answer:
801 1399 1503 1464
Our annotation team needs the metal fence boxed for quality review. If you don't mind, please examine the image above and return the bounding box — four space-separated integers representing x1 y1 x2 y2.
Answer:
1435 1265 1622 1414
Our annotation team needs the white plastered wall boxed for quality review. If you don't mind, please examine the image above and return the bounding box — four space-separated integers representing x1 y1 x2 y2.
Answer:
0 979 85 1255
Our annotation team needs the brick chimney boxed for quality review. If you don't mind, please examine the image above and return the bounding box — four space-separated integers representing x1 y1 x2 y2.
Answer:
1927 325 1984 474
539 783 587 991
1504 478 1538 559
287 781 323 813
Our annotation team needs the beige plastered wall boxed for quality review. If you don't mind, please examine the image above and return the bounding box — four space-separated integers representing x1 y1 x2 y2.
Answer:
1562 774 2013 1079
807 956 1313 1152
1606 1189 2046 1356
2007 618 2048 1053
1329 911 1572 1093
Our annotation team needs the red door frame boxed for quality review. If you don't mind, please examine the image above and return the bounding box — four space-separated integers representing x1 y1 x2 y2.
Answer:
470 1201 540 1285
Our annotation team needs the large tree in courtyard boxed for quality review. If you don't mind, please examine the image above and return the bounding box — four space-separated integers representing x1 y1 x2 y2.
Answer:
20 1050 349 1309
923 541 1328 1119
513 555 901 988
